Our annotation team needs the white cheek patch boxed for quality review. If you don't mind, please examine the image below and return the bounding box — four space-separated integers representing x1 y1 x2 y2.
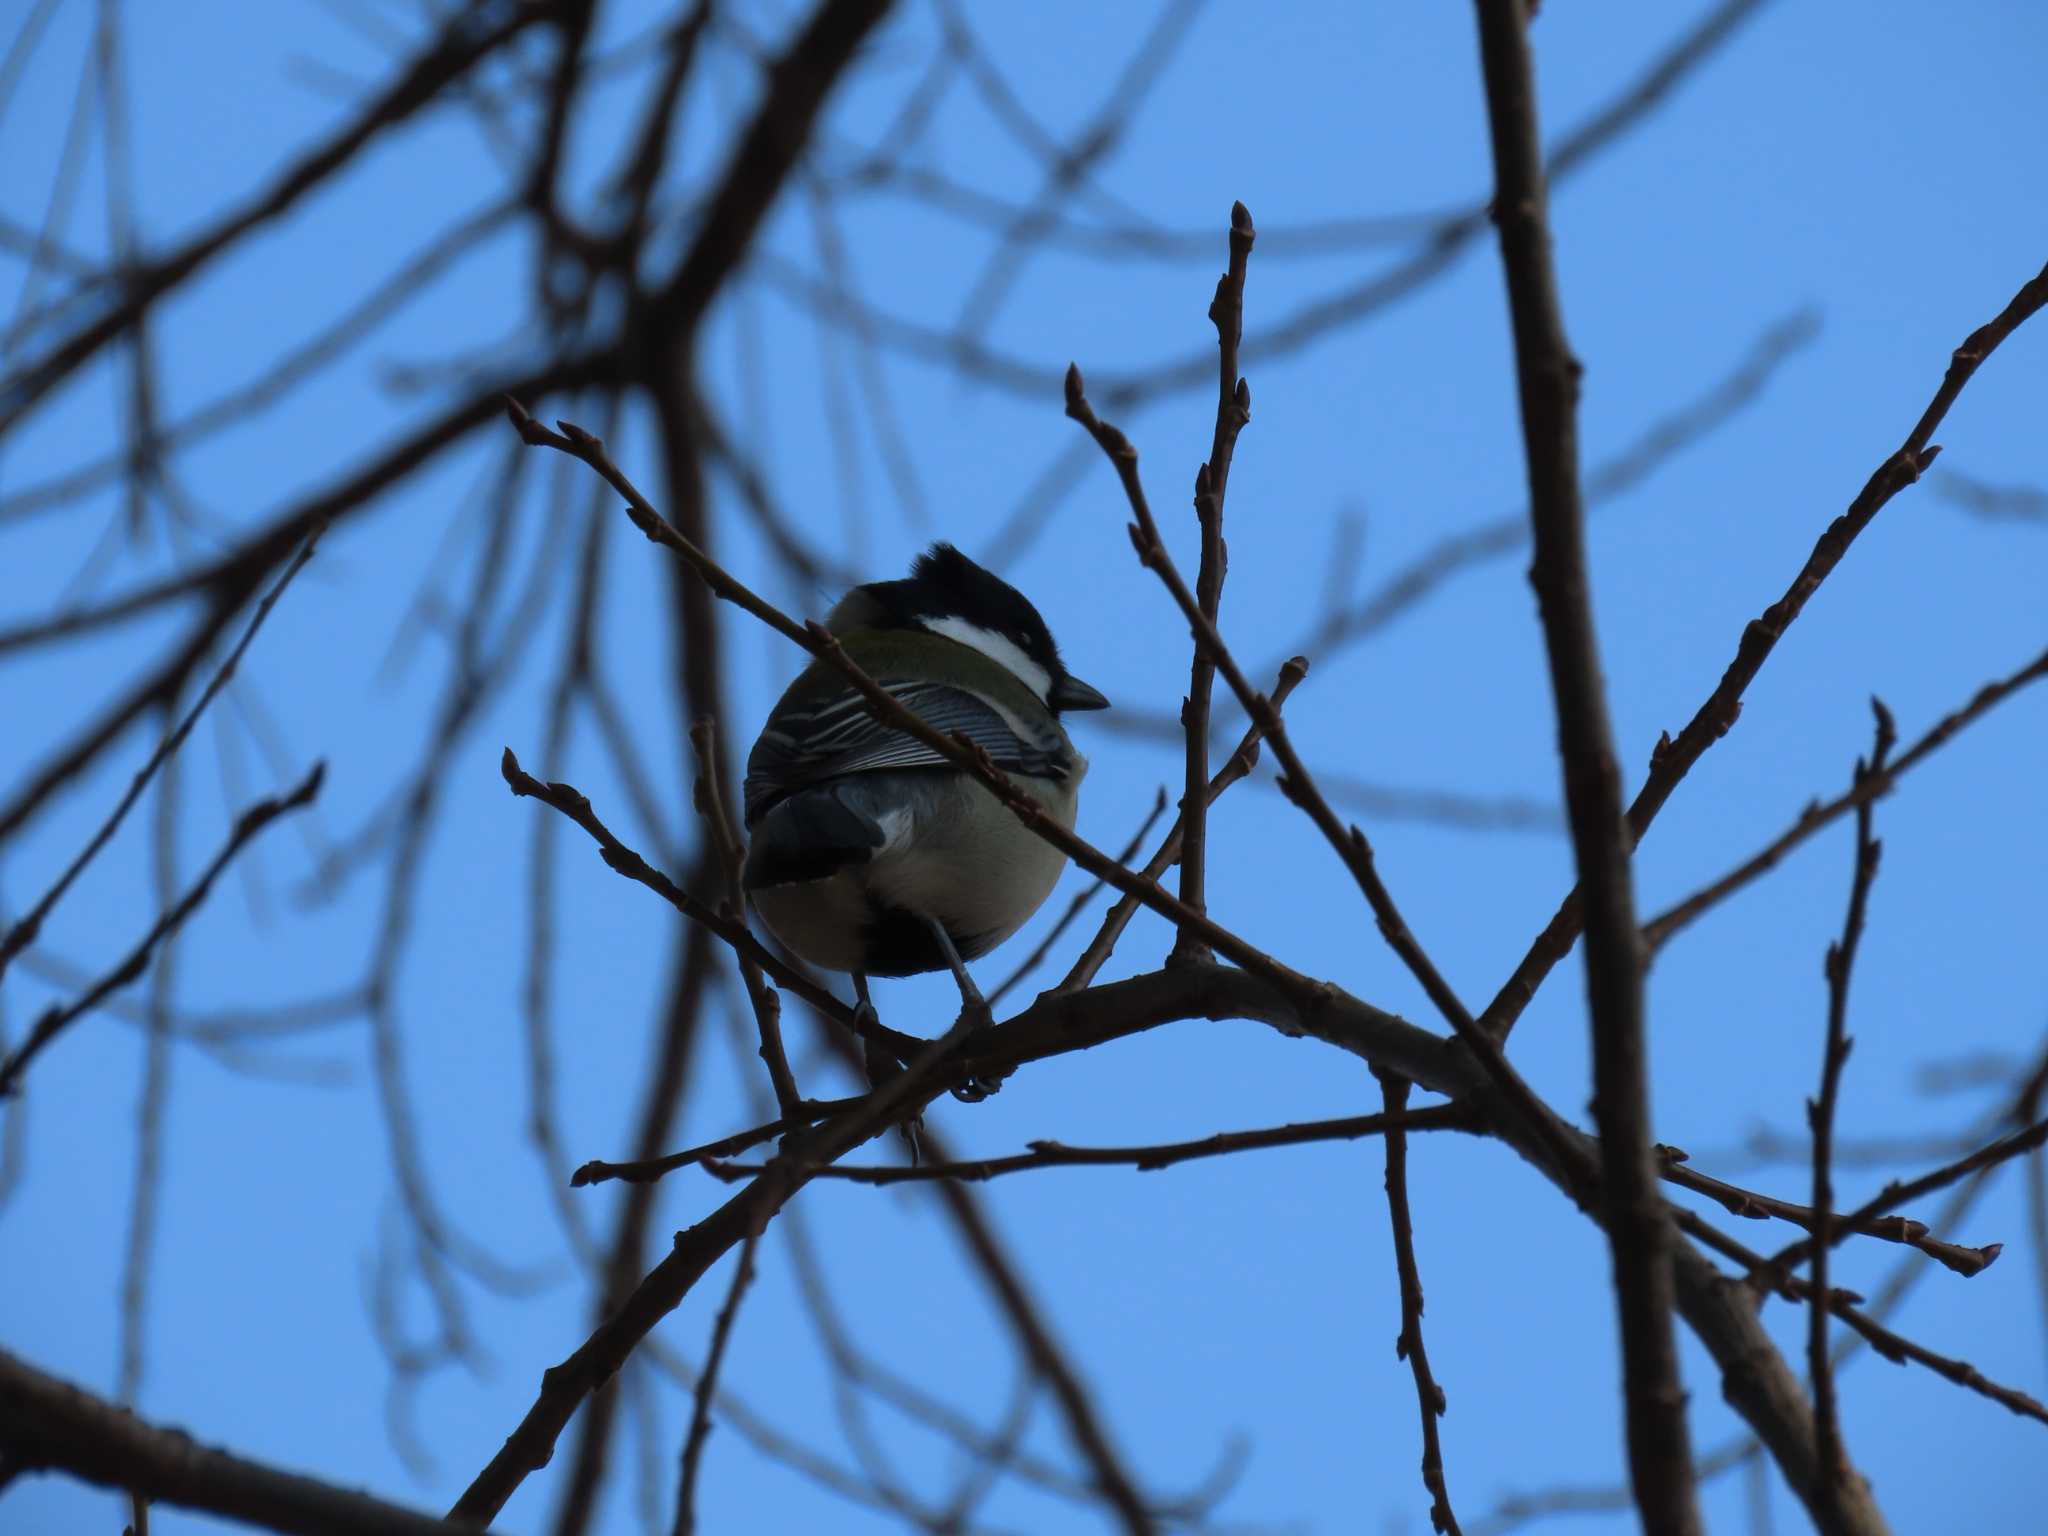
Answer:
875 805 915 856
920 616 1054 704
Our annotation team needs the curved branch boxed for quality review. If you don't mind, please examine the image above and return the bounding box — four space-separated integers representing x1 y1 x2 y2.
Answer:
0 4 547 437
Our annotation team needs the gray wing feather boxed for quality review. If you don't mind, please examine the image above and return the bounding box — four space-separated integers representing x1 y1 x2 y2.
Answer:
744 680 1062 824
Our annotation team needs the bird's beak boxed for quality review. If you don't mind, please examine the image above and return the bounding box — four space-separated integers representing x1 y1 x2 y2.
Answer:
1049 674 1110 712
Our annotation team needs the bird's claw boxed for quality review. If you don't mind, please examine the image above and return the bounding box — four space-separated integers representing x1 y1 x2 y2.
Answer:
947 1013 1003 1102
949 1073 1003 1103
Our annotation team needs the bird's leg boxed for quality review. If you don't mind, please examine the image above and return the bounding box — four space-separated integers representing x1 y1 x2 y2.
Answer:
854 971 900 1076
921 917 1003 1102
853 970 901 1081
921 918 991 1024
852 972 923 1163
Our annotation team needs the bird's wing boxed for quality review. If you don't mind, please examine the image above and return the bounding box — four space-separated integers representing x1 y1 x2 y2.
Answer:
743 679 1064 825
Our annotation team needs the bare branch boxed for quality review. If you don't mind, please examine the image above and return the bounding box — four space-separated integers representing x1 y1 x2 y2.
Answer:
0 5 548 437
570 1100 863 1189
946 0 1201 343
1276 309 1818 675
1766 1112 2048 1281
1643 645 2048 951
1825 1291 2048 1428
704 1104 1477 1184
1656 1148 1996 1278
0 202 518 529
505 405 1346 1012
1467 1439 1757 1536
690 718 800 1116
1936 465 2048 524
989 785 1167 1007
773 0 1779 416
1807 701 1894 1521
0 358 599 661
1679 1211 2048 1429
1375 1071 1463 1533
926 1169 1159 1536
449 995 1004 1525
1173 200 1255 963
0 528 321 981
816 995 1212 1532
671 1229 763 1536
0 1345 474 1536
643 0 897 344
1483 254 2048 1042
1058 658 1305 994
1066 352 1591 1210
498 750 920 1066
1064 366 1476 1036
1471 3 1697 1529
0 764 325 1097
1666 1241 1889 1535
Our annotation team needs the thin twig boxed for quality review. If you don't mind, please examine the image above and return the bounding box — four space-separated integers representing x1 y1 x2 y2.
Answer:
118 713 180 1409
1642 645 2048 951
1172 200 1255 962
1676 1211 2048 1428
805 986 1203 1532
1276 310 1818 677
571 1099 861 1187
1483 254 2048 1043
1655 1148 1996 1277
671 1228 763 1536
0 764 325 1097
702 1104 1478 1184
503 413 1345 1020
1063 367 1475 1035
1764 1112 2048 1281
926 1167 1160 1536
1065 359 1590 1205
989 786 1167 1006
689 718 799 1115
450 986 996 1526
770 1194 1138 1521
0 6 550 438
1825 1289 2048 1427
0 204 519 530
499 750 921 1066
1470 2 1697 1530
943 0 1199 346
0 527 322 981
1058 658 1306 992
1808 700 1893 1520
1466 1437 1757 1536
770 0 1777 421
1376 1071 1462 1533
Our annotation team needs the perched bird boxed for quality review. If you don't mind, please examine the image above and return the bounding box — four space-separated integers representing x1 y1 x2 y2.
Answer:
741 543 1108 1082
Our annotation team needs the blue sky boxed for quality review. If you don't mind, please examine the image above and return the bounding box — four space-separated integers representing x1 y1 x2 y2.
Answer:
4 3 2047 1533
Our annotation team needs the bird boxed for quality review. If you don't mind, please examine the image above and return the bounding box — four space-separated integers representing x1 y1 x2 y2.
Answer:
741 542 1108 1094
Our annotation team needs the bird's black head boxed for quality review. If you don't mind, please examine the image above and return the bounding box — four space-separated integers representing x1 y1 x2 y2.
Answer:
836 543 1108 714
